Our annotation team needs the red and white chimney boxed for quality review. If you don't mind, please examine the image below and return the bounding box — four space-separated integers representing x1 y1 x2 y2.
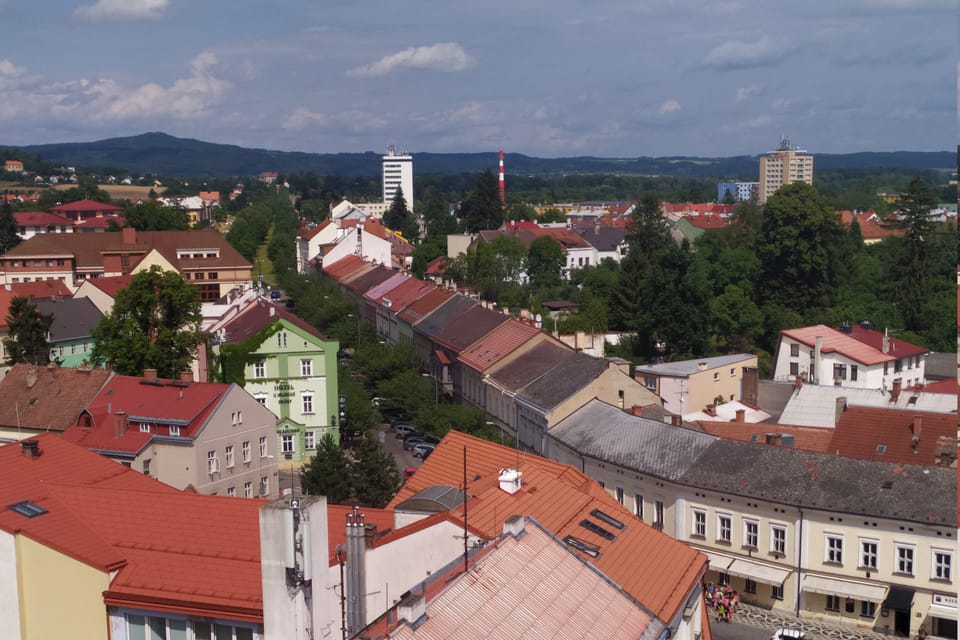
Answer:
498 150 505 204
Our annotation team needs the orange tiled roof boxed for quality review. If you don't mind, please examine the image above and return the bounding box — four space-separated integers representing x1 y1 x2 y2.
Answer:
829 407 956 465
780 324 895 366
838 210 905 241
84 274 135 298
389 431 705 622
697 421 834 452
457 319 542 372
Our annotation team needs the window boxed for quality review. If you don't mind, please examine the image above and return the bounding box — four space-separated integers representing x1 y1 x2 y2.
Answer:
826 595 841 612
851 365 858 381
860 601 876 618
208 272 217 280
226 486 235 497
933 549 952 581
713 372 719 381
255 394 267 406
790 343 799 357
744 579 757 594
789 362 799 376
254 360 265 378
231 411 242 426
139 423 150 433
300 359 313 376
653 500 664 531
277 332 287 348
718 514 732 543
692 509 706 537
242 440 251 463
826 535 843 564
730 367 736 377
615 486 624 505
771 525 786 555
305 430 316 450
860 539 878 570
225 445 234 468
302 393 314 414
207 450 219 474
772 584 784 600
243 481 253 498
259 476 268 497
744 520 759 549
896 544 914 575
833 364 846 381
281 434 294 454
634 494 643 519
642 375 656 390
718 571 729 586
259 436 268 458
142 458 151 477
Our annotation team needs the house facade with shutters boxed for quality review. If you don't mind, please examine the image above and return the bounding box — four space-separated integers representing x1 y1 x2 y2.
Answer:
211 300 339 469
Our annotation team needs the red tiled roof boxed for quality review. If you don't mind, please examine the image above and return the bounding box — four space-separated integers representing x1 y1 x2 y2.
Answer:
829 407 956 466
322 254 369 282
697 422 834 453
845 324 927 358
923 378 957 394
390 431 706 623
74 215 125 229
685 214 730 230
457 319 542 372
14 211 71 226
396 288 454 326
85 274 135 297
379 278 436 314
424 256 446 276
343 265 396 296
838 210 905 241
50 199 123 213
363 272 410 304
780 324 896 366
297 219 333 241
217 299 329 345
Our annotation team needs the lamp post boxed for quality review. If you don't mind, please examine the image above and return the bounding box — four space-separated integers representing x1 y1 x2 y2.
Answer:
421 373 438 405
346 313 360 348
485 420 503 445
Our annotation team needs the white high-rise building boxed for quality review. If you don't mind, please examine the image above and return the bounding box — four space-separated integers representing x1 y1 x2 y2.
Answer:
381 146 414 213
758 137 813 204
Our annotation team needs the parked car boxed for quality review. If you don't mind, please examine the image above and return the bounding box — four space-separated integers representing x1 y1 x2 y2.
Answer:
770 630 805 640
270 289 282 300
404 434 439 451
403 467 417 481
412 443 435 459
394 424 418 438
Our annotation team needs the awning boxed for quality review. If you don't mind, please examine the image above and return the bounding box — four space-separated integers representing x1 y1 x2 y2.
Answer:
728 558 791 585
803 574 887 603
884 587 915 611
928 605 958 621
704 551 734 572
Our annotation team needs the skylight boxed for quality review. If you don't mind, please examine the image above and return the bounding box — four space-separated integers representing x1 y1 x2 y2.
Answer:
590 508 625 530
564 535 601 559
580 519 616 541
876 444 887 454
9 501 47 518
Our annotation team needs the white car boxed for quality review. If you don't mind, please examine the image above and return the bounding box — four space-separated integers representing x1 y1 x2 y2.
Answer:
770 630 805 640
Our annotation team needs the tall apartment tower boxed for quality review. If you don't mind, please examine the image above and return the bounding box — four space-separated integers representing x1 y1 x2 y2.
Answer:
758 137 813 204
382 145 414 213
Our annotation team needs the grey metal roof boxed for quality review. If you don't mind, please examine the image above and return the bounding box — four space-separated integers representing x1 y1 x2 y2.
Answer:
488 341 572 393
924 351 956 380
517 351 606 411
756 380 795 423
413 295 477 341
778 384 957 428
433 305 509 353
549 399 717 481
34 297 103 342
678 439 956 526
633 353 755 378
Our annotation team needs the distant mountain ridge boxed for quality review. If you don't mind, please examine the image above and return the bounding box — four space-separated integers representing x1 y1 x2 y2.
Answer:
2 132 954 178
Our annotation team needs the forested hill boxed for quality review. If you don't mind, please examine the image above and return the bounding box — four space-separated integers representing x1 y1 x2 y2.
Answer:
1 132 954 178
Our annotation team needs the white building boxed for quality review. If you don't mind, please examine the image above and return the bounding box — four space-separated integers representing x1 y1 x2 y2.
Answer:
382 146 414 213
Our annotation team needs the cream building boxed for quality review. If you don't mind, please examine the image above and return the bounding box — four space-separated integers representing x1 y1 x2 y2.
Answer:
633 353 758 416
549 400 956 639
759 138 814 204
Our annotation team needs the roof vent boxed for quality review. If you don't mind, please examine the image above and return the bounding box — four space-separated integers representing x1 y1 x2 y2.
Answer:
498 468 522 495
20 439 41 458
397 593 427 629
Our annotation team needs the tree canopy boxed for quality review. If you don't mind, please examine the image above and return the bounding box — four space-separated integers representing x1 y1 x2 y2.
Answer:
300 433 400 508
383 187 419 241
458 169 504 232
3 297 53 366
91 266 204 378
0 201 21 254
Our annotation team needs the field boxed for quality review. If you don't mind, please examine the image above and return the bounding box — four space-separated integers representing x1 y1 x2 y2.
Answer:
0 182 165 200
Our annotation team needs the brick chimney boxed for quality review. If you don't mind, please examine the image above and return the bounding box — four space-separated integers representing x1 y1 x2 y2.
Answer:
631 405 643 417
882 329 890 354
670 414 682 427
121 227 137 245
735 409 746 423
180 371 193 383
143 369 158 380
890 379 902 402
114 411 128 438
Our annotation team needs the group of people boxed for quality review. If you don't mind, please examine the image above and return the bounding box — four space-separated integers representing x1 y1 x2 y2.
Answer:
704 582 739 623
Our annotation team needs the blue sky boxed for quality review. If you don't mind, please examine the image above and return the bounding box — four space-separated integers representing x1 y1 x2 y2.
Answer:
0 0 954 157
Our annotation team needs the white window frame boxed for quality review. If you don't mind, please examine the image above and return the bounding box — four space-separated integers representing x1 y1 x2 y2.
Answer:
254 360 266 378
169 425 180 437
717 513 732 543
301 392 314 415
825 533 843 564
300 358 313 376
743 519 759 549
771 524 787 555
654 499 664 530
304 430 316 450
259 436 268 458
226 486 236 497
225 445 234 469
895 543 915 576
860 538 878 570
615 486 624 505
207 450 219 474
254 393 268 406
139 423 150 433
634 494 643 520
932 548 953 582
281 434 295 454
242 440 251 463
243 481 253 499
692 508 706 537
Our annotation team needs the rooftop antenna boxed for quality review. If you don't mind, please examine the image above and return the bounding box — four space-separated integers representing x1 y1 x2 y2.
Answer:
462 445 468 574
777 135 792 151
498 150 505 204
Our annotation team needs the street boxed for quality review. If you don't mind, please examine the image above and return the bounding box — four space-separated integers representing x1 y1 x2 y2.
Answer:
710 618 772 640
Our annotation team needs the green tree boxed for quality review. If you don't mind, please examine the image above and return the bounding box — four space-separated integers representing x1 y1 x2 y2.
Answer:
383 187 419 241
505 201 536 222
0 201 21 253
538 208 567 224
350 435 401 507
300 433 352 503
123 200 190 231
3 297 53 365
91 266 204 378
526 235 565 290
411 236 446 279
458 170 504 232
756 182 848 312
421 187 457 238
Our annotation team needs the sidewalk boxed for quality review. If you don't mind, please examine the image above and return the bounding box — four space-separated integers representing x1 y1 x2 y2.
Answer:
729 602 898 640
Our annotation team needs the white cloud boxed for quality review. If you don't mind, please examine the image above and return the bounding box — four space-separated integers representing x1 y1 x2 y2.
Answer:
0 59 24 77
704 36 789 69
284 107 327 130
735 85 761 103
347 42 472 77
74 0 169 21
659 99 682 114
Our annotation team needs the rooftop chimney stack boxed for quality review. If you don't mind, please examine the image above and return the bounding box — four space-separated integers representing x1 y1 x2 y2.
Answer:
21 439 41 458
143 369 158 380
345 506 367 636
114 411 128 438
498 468 523 495
882 329 890 354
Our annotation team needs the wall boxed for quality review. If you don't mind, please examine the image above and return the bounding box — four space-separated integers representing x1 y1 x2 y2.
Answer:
0 531 22 638
16 535 110 639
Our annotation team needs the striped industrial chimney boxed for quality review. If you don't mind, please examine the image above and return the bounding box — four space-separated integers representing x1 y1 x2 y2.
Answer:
498 150 505 204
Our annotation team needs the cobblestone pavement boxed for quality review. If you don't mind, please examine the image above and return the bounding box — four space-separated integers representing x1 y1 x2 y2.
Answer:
727 602 901 640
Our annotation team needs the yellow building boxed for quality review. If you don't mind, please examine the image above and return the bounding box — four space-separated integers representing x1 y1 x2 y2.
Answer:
759 138 814 204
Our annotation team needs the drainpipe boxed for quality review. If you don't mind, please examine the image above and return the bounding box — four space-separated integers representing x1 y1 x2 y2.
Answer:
796 507 804 618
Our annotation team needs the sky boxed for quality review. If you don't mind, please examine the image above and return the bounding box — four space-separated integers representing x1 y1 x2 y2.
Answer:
0 0 955 158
